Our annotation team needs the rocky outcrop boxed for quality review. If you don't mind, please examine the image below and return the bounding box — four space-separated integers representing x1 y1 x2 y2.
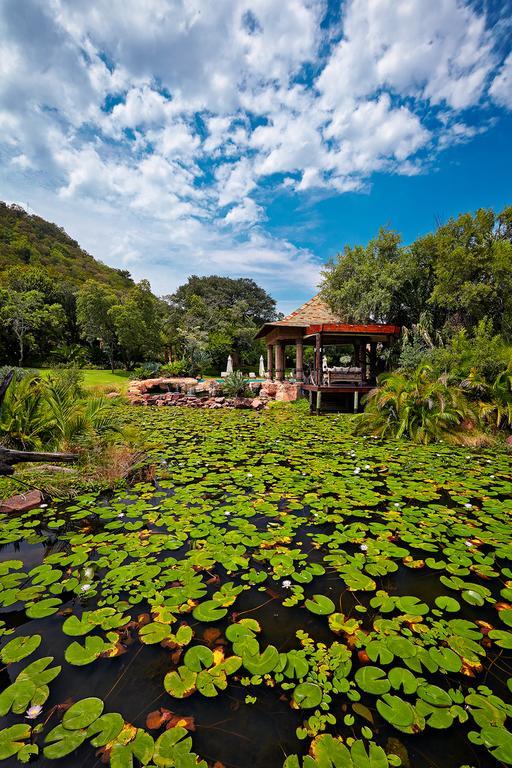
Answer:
128 377 301 409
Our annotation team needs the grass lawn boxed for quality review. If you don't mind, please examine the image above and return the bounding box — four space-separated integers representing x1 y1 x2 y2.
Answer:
34 368 132 394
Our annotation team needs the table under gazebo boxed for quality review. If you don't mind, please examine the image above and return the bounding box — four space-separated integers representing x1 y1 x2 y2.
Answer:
255 294 400 412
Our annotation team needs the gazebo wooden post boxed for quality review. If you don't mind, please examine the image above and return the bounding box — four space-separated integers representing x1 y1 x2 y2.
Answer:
275 342 285 381
267 345 274 379
369 342 377 384
359 341 367 384
295 338 304 382
314 333 322 387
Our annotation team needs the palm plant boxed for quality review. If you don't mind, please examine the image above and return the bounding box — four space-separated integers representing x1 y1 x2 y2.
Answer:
0 372 121 451
463 364 512 429
356 365 479 444
0 374 50 449
43 379 120 450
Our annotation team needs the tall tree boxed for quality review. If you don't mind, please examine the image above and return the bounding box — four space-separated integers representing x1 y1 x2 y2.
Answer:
0 289 65 364
76 281 119 372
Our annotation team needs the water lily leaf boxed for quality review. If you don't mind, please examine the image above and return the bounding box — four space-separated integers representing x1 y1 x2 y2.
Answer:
366 640 394 665
428 647 462 673
417 683 452 708
388 667 417 695
184 645 214 671
139 622 173 645
87 712 125 747
292 682 322 709
434 596 460 612
355 666 390 696
192 601 228 622
376 694 416 731
0 634 41 663
0 724 32 761
26 598 62 619
304 594 335 616
461 590 485 606
153 725 206 767
65 636 106 666
489 630 512 649
395 596 429 616
44 724 87 759
242 644 279 675
63 697 104 729
480 725 512 764
164 666 197 699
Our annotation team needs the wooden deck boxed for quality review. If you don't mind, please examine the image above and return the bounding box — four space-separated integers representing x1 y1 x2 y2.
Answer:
302 383 374 413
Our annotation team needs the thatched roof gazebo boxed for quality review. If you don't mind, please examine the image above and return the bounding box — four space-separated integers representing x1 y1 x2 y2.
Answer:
255 294 400 412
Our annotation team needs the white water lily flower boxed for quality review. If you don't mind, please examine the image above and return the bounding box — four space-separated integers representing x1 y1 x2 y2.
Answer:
364 465 371 470
247 473 253 477
25 705 42 719
353 467 361 474
464 503 472 509
490 475 495 479
360 544 368 552
282 580 292 589
224 511 231 516
40 503 48 509
394 503 400 507
118 513 125 518
464 540 473 547
80 583 92 592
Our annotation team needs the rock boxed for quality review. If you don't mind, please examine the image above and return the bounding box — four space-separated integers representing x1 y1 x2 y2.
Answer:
507 435 512 446
248 382 262 394
275 382 301 402
251 398 263 409
260 381 278 397
0 490 43 514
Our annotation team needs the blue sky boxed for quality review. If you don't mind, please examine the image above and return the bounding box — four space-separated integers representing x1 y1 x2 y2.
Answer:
1 0 511 313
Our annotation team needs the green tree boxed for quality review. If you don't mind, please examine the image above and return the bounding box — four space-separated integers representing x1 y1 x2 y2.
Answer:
430 206 512 336
320 228 411 325
0 289 65 364
166 276 277 371
76 281 119 372
109 280 165 367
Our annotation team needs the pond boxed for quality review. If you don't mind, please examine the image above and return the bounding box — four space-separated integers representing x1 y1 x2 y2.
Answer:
0 404 511 767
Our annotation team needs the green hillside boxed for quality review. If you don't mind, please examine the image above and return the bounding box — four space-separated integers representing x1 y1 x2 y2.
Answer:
0 201 133 291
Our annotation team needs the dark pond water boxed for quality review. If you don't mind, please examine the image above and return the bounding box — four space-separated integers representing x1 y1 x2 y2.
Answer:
0 406 511 767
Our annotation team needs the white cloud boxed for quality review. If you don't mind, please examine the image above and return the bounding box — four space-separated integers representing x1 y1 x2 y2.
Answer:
490 52 512 109
0 0 510 307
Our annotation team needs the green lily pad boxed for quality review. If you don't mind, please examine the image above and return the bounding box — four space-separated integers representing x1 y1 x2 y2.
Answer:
292 682 323 709
62 697 104 729
0 634 41 663
304 594 335 616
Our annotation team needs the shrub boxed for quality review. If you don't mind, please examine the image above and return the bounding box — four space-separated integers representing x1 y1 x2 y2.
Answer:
159 360 188 377
356 365 484 445
222 371 249 398
133 362 161 380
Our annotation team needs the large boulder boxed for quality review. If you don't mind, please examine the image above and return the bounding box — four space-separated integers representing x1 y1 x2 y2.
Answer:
275 382 301 402
0 490 43 514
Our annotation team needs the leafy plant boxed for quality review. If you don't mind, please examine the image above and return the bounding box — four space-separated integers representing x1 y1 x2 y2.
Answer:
222 371 249 397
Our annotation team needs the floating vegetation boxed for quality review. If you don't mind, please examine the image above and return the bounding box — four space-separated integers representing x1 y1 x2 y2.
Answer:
0 405 511 766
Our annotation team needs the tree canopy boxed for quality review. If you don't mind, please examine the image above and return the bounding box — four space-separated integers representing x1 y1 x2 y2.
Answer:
321 205 512 340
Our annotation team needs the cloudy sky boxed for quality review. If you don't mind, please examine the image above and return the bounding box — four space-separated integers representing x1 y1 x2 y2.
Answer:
1 0 511 312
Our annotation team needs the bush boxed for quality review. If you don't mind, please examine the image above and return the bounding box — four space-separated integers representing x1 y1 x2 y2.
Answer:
133 362 161 380
222 371 249 398
356 365 485 445
159 360 188 377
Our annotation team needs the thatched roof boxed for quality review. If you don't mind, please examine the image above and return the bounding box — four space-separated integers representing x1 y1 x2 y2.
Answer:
255 294 341 338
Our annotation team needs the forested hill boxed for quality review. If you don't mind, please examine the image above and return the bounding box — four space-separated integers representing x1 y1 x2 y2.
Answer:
0 201 133 291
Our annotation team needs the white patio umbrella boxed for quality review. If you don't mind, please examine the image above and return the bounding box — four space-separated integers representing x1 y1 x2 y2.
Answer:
259 355 265 377
226 355 233 374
